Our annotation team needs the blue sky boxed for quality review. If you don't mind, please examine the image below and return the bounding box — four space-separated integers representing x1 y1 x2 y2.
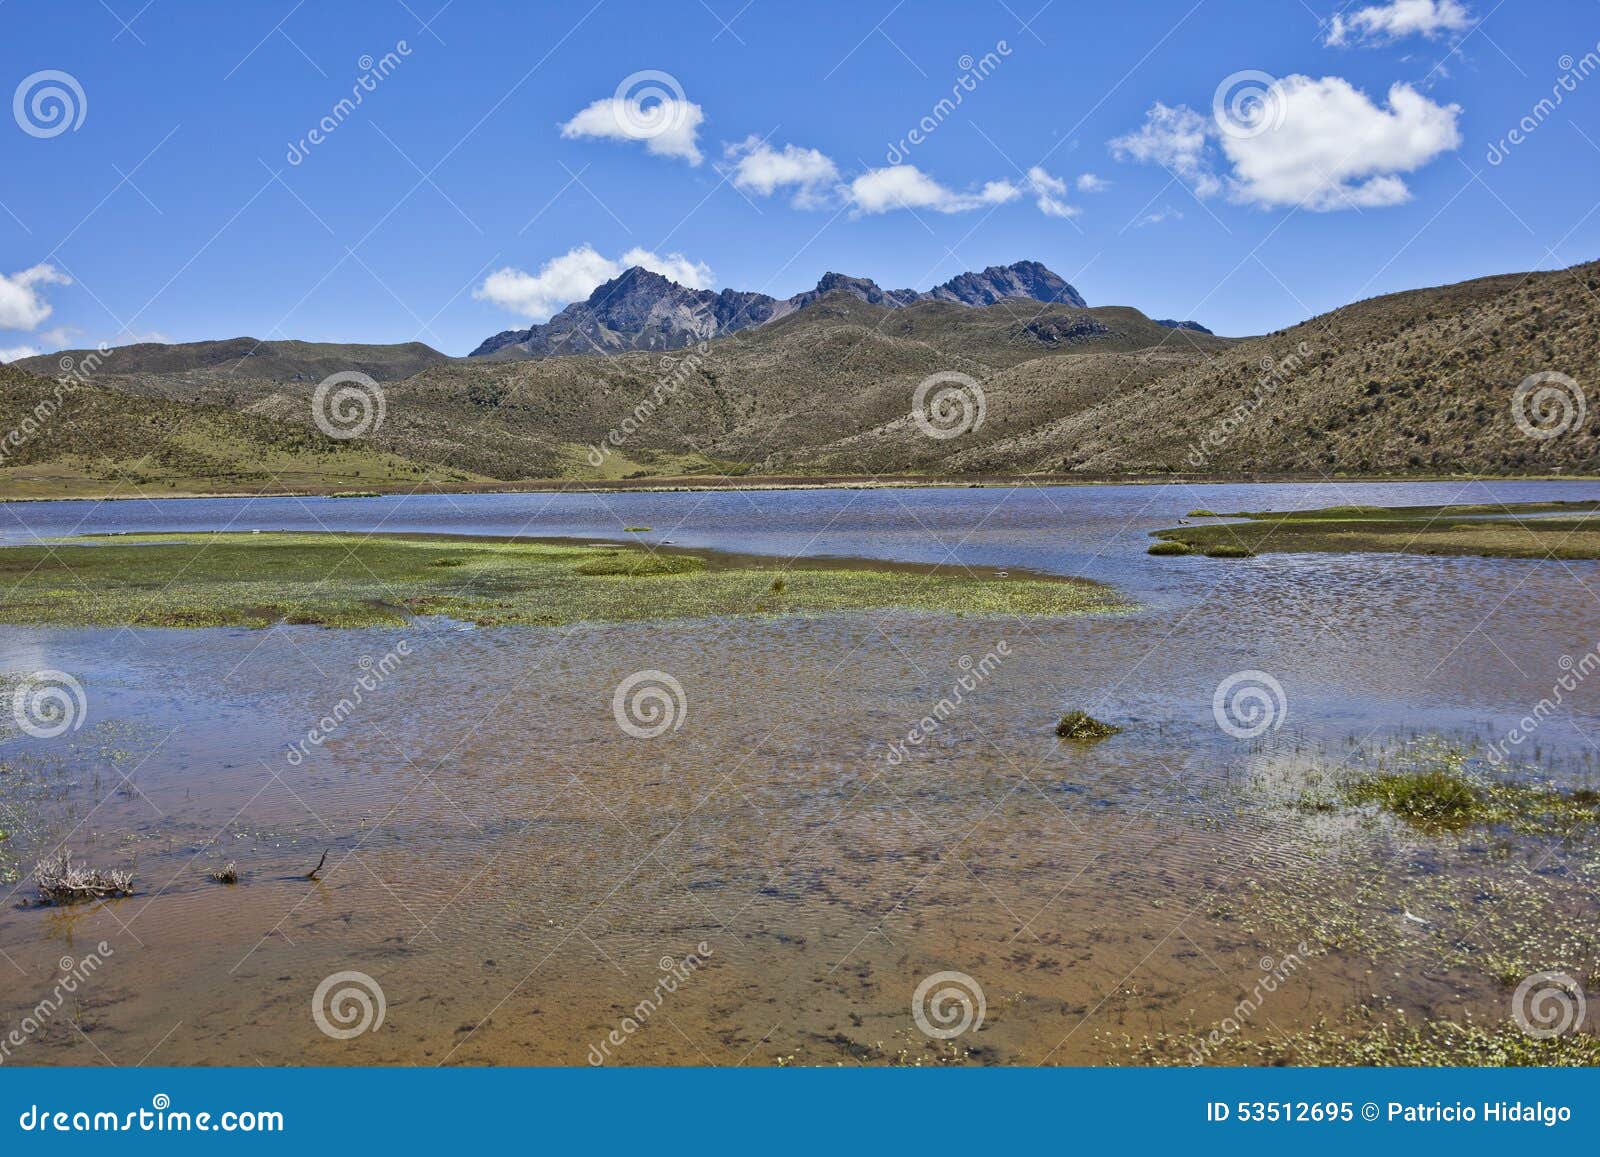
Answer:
1 0 1597 357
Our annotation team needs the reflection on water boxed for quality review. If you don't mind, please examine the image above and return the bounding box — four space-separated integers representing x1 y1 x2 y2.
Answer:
1 481 1598 1065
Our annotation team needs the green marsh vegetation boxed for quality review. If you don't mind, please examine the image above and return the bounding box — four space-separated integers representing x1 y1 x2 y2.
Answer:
0 532 1128 629
1150 500 1600 560
1175 739 1600 1064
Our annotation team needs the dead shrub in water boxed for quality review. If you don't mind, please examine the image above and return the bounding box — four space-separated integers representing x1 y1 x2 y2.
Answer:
34 849 133 904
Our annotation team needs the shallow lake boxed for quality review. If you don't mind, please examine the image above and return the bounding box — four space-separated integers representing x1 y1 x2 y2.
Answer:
2 480 1598 1065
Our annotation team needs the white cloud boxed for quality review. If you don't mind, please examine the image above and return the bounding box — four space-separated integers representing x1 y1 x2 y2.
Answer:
620 247 713 289
474 244 715 321
847 165 1020 214
1110 76 1460 211
559 91 705 165
1109 103 1222 196
1221 76 1461 209
1025 166 1080 218
1138 206 1183 227
0 264 71 331
0 345 41 363
1326 0 1473 46
724 137 839 207
1076 173 1110 192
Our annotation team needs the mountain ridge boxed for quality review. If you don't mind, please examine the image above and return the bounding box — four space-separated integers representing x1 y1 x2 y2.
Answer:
469 259 1091 360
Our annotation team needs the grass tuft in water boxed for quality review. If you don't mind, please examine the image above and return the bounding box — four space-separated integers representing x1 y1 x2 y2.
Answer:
1055 711 1121 742
1147 540 1193 556
1202 543 1254 559
1344 769 1483 831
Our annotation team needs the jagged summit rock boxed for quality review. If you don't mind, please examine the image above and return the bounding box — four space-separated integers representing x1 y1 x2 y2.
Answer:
470 260 1088 359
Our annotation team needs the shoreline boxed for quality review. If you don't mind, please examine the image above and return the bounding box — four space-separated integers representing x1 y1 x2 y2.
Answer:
4 470 1599 504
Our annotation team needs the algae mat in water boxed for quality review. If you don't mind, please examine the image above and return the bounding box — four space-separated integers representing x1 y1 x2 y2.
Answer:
0 533 1127 628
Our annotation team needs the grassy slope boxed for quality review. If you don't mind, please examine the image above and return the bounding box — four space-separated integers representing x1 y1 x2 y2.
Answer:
1011 260 1600 476
0 533 1127 628
0 364 482 498
14 337 446 383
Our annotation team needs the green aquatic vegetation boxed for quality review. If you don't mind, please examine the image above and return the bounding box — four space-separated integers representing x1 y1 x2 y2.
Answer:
1201 543 1253 559
1146 541 1193 556
1344 769 1483 831
1185 509 1219 518
1115 1010 1600 1067
1055 711 1121 741
1342 761 1600 834
623 526 653 533
1150 500 1600 560
0 532 1128 629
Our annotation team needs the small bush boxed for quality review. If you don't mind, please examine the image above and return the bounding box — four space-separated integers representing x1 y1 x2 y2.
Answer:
1055 711 1121 742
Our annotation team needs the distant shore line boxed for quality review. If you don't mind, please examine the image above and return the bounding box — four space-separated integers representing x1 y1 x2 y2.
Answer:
3 470 1598 504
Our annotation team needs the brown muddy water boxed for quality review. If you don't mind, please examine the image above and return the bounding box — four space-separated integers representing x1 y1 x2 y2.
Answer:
2 481 1600 1066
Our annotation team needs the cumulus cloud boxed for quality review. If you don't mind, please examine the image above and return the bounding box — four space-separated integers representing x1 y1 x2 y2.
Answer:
1025 166 1080 218
0 264 71 332
0 345 41 363
1109 103 1222 196
559 90 705 165
1222 76 1461 209
847 165 1020 214
1076 173 1110 192
1109 76 1460 211
723 137 839 207
474 244 714 321
1326 0 1473 47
